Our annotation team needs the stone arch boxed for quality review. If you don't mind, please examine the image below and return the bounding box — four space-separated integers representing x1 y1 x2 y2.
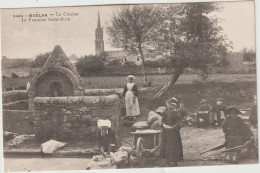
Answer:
30 67 83 97
49 81 63 97
34 70 73 97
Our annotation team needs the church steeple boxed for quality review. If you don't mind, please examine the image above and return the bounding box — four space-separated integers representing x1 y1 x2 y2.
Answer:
95 11 104 56
97 11 101 28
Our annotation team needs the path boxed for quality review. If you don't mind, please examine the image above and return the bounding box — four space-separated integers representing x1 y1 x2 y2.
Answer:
4 158 91 172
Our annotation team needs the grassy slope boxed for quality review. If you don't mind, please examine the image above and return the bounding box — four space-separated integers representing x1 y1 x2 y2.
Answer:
119 80 257 162
120 80 256 143
138 81 256 114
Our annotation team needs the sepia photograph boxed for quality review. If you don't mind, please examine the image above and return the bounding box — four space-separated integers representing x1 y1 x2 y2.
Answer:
0 0 258 172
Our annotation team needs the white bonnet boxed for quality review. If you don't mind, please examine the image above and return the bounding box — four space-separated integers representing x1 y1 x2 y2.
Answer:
127 75 135 80
97 119 112 128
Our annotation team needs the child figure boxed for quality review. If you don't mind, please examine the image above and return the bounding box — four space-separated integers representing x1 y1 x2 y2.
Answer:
212 98 226 127
177 102 188 124
196 99 212 127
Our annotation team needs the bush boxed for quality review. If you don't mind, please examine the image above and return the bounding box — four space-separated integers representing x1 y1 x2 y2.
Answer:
76 55 105 76
144 59 170 67
107 59 122 66
30 52 51 68
103 66 142 76
124 61 139 68
243 48 256 62
11 73 19 78
9 59 31 68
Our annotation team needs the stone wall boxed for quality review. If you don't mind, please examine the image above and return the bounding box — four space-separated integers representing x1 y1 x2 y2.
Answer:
33 95 121 141
2 90 28 104
84 88 123 97
35 70 74 97
2 100 29 110
3 110 34 134
1 68 41 78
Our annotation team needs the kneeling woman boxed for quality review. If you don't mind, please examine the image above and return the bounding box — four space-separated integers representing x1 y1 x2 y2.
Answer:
160 97 183 166
123 75 140 120
97 119 116 155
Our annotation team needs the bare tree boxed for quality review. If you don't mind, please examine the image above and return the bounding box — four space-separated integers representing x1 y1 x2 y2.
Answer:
153 2 232 99
107 5 162 83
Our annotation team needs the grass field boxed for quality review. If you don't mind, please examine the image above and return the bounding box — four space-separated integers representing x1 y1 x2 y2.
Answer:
3 73 256 89
82 73 256 89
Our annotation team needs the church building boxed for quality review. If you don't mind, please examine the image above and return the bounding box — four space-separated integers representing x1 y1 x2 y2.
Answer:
95 12 142 66
95 12 104 56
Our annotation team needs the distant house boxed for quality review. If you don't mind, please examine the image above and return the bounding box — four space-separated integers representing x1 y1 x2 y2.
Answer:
226 52 255 72
1 56 32 69
214 52 256 73
68 54 79 65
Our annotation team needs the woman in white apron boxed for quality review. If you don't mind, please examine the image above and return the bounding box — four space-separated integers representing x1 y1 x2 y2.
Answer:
123 75 140 119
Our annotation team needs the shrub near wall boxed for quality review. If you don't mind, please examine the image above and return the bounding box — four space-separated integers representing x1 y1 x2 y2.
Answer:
2 90 28 103
2 100 29 110
33 95 121 142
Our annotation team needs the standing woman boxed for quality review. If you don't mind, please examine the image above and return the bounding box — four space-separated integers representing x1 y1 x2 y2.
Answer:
123 75 140 120
160 97 183 166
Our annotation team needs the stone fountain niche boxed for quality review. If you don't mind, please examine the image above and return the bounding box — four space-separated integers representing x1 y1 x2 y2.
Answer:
28 45 121 141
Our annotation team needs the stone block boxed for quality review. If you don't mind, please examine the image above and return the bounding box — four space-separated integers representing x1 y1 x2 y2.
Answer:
64 111 72 115
51 97 68 104
65 123 72 128
79 107 91 113
92 106 120 118
82 96 100 105
82 114 92 122
34 97 51 104
67 96 83 104
103 95 120 105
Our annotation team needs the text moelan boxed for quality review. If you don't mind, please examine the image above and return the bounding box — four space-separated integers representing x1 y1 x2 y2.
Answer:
28 13 48 17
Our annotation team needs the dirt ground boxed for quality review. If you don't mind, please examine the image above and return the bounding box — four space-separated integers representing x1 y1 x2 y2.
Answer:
120 126 225 160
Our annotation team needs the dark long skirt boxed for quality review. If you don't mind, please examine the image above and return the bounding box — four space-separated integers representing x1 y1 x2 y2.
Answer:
160 128 183 162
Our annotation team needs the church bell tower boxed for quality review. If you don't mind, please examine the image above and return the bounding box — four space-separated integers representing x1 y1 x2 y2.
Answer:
95 11 104 56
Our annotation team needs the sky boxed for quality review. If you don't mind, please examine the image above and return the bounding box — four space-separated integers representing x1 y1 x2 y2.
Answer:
1 1 256 59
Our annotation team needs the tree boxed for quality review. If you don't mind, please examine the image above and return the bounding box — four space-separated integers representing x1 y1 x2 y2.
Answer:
11 72 19 78
242 48 256 62
153 2 232 98
30 52 51 68
107 5 162 83
10 59 31 68
107 59 122 66
76 55 105 76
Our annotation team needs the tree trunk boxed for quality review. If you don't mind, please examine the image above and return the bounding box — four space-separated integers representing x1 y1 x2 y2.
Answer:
141 59 148 83
153 67 184 99
138 42 148 84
